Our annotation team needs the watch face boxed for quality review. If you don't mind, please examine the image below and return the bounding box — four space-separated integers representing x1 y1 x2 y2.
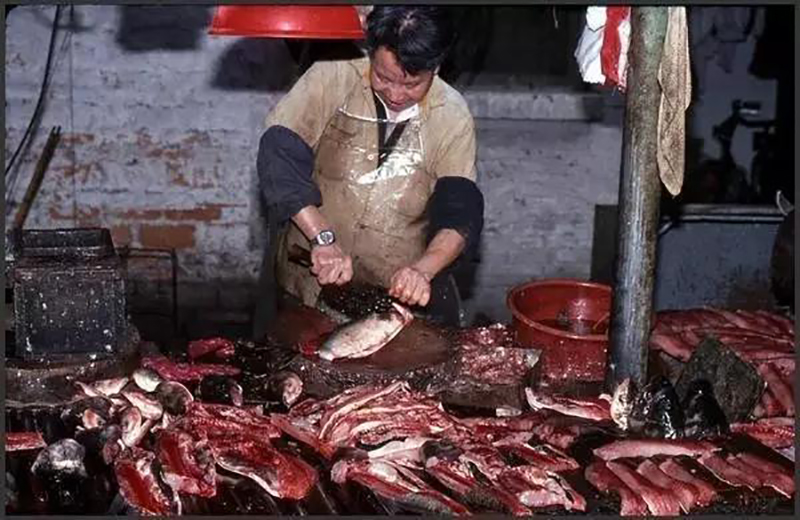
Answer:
317 230 335 246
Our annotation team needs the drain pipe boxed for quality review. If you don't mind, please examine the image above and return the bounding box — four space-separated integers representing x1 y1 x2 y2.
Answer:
605 7 669 392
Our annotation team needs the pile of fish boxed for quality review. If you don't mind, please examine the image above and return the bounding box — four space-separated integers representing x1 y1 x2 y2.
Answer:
586 438 795 515
271 380 597 514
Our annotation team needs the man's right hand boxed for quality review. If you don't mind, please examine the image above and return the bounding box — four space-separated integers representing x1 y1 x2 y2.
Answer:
310 244 353 286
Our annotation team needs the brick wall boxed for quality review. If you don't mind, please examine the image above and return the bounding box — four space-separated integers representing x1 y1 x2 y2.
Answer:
5 6 622 332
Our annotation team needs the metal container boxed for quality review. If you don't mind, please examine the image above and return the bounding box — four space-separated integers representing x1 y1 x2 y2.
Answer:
507 278 611 382
10 228 128 360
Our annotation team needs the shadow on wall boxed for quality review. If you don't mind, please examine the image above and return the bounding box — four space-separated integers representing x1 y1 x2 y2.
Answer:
116 5 212 51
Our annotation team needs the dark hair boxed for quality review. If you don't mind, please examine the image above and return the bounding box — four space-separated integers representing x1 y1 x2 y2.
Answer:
365 6 455 75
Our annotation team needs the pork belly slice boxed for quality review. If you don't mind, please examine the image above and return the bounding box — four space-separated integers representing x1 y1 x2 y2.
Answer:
585 460 649 516
606 460 682 516
658 458 718 507
593 439 720 461
636 459 698 513
696 452 762 490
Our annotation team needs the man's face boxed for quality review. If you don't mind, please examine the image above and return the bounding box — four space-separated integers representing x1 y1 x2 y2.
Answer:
369 46 435 113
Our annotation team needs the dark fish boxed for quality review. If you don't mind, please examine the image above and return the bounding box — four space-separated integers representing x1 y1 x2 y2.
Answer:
155 381 194 415
421 439 464 463
198 375 244 407
629 376 685 439
682 379 730 439
60 396 113 434
269 371 304 408
31 438 87 477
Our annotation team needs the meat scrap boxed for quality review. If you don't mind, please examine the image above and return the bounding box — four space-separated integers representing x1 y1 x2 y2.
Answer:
524 388 613 422
5 431 47 452
594 439 720 461
187 337 236 361
727 452 794 498
142 355 240 382
731 417 794 449
456 324 540 385
156 429 217 498
114 447 177 516
331 458 471 515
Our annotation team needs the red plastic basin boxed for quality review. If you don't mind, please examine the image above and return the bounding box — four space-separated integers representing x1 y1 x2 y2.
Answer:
209 6 365 40
507 278 612 382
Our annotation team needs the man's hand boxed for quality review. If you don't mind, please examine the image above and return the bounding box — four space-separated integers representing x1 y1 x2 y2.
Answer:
389 266 433 307
310 244 353 286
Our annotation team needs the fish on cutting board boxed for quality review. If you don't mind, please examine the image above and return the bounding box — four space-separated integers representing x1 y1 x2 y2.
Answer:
317 302 414 361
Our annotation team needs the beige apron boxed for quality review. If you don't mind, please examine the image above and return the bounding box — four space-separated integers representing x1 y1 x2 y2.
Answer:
276 82 435 307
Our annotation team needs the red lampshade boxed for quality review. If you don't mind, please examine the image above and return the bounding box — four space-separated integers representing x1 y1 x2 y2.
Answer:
209 5 365 39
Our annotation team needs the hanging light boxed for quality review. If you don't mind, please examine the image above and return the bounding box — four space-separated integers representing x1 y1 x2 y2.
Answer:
208 5 365 39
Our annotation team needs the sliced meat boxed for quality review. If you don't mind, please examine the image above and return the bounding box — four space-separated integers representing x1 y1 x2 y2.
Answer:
585 460 648 516
650 333 693 361
658 458 718 507
606 460 682 516
696 452 762 490
187 337 236 361
332 458 471 515
210 436 318 500
493 438 579 473
156 429 217 498
524 388 612 422
141 355 240 382
733 452 794 498
114 447 176 515
5 432 47 452
424 453 531 515
731 417 795 449
757 363 795 416
594 439 720 461
636 459 697 513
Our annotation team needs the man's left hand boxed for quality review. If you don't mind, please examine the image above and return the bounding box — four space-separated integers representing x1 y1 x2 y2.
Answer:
389 266 433 307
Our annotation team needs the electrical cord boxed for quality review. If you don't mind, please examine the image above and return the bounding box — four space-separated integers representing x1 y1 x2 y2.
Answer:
5 5 62 206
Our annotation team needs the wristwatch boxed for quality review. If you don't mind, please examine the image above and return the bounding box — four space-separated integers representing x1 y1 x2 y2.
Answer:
310 229 336 247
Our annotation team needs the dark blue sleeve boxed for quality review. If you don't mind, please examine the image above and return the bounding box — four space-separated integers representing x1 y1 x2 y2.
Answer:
257 125 321 223
427 176 484 260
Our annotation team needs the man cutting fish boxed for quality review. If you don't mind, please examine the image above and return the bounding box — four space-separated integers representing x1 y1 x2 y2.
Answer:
256 6 484 330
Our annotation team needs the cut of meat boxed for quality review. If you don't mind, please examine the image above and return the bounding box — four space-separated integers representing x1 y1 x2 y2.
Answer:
499 466 587 512
331 458 471 515
177 402 282 440
210 436 318 500
142 355 240 382
696 453 761 490
731 417 795 449
454 414 546 444
636 459 697 513
493 438 580 473
658 458 718 507
756 387 785 418
524 389 612 422
187 337 235 361
114 447 176 516
593 439 720 461
156 429 217 498
5 431 47 452
606 460 682 516
318 382 407 439
585 460 648 516
732 452 794 498
424 453 531 516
